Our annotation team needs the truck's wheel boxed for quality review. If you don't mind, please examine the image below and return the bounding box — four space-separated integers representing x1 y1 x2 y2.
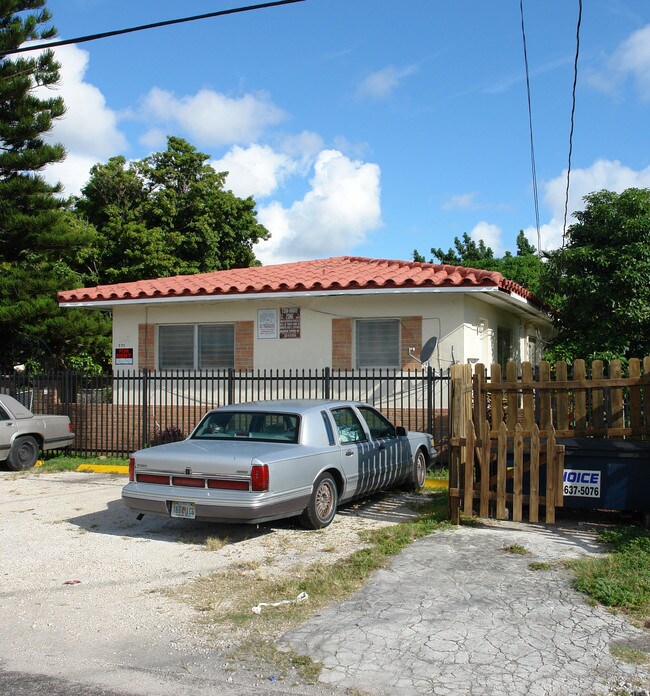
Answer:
7 436 39 471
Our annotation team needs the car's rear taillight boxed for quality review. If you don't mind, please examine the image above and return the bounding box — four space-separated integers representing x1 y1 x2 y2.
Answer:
129 457 135 481
251 464 269 491
68 423 74 433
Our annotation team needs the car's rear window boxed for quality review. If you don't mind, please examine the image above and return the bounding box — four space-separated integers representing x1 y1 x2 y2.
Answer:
192 411 300 443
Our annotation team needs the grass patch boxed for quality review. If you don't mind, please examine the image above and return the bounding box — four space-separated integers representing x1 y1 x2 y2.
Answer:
427 466 448 480
503 544 530 555
567 525 650 623
170 490 450 681
610 645 649 666
36 454 128 472
529 561 553 571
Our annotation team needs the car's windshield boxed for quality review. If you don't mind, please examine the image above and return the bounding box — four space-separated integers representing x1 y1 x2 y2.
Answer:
192 411 300 443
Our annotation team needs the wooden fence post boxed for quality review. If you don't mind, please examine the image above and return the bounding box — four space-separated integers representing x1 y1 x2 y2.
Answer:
479 419 490 519
464 419 475 516
556 360 568 432
610 360 623 430
513 422 523 522
496 421 508 520
629 358 641 435
529 423 540 523
545 425 557 524
573 359 587 433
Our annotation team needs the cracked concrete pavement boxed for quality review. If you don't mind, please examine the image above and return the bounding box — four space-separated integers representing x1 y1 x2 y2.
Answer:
2 471 649 695
283 519 650 696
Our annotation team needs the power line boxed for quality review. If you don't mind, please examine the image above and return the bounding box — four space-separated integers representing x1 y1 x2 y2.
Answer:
561 0 583 248
519 0 541 254
0 0 306 57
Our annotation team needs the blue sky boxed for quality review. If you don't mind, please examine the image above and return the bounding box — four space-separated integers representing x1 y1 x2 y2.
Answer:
34 0 650 266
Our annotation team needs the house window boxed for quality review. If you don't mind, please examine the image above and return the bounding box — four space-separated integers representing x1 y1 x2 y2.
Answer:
355 319 400 369
158 324 235 370
496 326 512 371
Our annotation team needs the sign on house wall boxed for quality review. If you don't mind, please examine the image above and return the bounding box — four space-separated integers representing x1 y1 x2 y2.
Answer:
114 347 134 365
257 309 278 339
279 307 301 339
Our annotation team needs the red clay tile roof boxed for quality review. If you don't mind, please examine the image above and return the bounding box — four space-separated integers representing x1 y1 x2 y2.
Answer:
58 256 545 308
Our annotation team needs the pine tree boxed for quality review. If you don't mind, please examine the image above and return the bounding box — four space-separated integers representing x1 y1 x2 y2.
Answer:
0 2 109 371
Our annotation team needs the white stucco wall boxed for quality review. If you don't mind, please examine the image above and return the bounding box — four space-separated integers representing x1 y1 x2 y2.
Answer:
110 290 551 373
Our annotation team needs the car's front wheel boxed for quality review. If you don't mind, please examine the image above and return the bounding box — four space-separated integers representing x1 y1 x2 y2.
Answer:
7 435 40 471
407 448 427 490
300 472 338 529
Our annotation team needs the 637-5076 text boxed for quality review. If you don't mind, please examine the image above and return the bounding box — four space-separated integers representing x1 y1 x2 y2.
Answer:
562 469 601 498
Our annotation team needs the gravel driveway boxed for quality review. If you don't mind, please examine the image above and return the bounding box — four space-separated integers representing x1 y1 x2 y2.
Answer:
2 470 648 696
0 470 416 695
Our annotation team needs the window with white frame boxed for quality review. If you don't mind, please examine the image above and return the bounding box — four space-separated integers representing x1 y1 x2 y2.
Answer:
355 319 400 369
158 324 235 370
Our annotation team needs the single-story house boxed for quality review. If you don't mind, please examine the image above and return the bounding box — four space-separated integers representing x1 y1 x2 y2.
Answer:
58 256 552 375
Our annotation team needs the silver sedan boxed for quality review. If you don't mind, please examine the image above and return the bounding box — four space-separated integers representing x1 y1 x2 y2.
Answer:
122 400 435 529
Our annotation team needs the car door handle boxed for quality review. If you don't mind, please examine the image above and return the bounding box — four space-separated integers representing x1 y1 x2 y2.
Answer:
345 450 354 456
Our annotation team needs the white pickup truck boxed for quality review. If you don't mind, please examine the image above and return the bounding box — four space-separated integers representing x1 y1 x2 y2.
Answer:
0 394 75 470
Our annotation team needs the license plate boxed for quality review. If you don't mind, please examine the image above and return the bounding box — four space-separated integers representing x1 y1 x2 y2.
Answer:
171 501 196 519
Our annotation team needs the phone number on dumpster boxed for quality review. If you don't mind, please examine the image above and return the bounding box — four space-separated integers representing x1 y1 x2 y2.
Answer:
562 469 601 498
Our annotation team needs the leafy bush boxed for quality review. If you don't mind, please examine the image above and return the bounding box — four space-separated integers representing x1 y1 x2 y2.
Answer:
152 425 186 446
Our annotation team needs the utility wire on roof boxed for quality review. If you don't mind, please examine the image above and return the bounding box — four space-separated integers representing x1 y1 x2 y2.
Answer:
519 0 541 255
0 0 306 57
561 0 583 248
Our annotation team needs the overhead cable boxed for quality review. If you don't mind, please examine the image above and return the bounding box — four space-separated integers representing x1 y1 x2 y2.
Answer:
519 0 541 254
0 0 306 57
561 0 583 247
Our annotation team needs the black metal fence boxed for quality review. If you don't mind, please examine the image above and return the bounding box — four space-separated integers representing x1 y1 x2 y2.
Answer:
1 368 450 459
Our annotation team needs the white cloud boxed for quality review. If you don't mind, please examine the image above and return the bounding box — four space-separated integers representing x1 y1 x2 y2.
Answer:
522 158 650 250
211 144 299 199
469 221 503 256
442 192 479 211
139 87 286 147
356 65 417 100
255 150 382 264
25 44 126 196
588 24 650 100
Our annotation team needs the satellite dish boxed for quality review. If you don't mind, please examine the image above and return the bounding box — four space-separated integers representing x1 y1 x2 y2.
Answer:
419 336 438 364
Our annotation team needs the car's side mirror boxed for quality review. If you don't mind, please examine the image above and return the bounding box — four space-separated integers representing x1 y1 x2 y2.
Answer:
396 426 407 437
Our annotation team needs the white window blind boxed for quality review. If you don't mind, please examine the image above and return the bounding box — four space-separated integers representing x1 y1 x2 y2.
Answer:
158 324 235 370
355 319 400 369
158 325 194 370
199 325 235 369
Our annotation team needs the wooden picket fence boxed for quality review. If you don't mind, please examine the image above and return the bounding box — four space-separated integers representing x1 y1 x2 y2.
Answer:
449 357 650 524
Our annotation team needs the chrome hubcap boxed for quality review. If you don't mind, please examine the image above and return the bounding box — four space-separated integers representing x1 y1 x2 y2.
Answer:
416 454 426 486
315 481 334 520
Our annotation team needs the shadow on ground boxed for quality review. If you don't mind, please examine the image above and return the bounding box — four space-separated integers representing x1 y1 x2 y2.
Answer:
66 488 438 545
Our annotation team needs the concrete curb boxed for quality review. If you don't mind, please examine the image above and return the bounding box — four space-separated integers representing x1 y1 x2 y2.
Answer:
34 460 129 475
76 464 129 475
424 478 448 489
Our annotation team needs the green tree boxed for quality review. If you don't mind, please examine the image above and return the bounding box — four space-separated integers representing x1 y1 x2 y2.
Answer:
413 230 544 296
75 136 269 283
0 1 110 371
542 188 650 363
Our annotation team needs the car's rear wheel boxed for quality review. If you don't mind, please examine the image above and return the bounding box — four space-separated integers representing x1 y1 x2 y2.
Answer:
300 472 338 529
7 435 39 471
408 448 427 490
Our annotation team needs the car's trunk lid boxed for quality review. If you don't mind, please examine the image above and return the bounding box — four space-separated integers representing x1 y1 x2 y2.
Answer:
133 439 294 477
